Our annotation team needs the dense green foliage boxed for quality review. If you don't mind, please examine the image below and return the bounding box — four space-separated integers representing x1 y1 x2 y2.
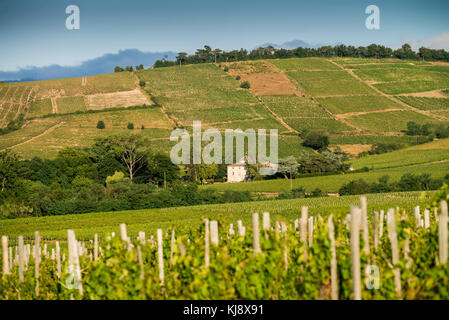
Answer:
153 44 449 68
1 195 448 300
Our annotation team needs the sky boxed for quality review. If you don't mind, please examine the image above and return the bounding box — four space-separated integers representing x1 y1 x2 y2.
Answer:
0 0 448 75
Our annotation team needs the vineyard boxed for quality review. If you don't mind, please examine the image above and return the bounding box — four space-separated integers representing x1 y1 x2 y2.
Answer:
1 195 448 300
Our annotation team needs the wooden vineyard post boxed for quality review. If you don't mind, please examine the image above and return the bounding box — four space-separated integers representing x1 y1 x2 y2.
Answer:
439 201 448 264
263 212 270 231
94 234 99 261
387 209 402 299
2 236 9 277
328 214 338 300
350 206 361 300
308 217 314 248
404 238 411 269
137 245 144 281
252 213 261 257
414 206 421 228
210 221 219 246
237 220 245 237
229 224 235 236
170 229 175 266
34 232 41 297
56 241 61 279
18 236 24 283
360 196 370 255
379 210 384 240
435 207 439 223
373 211 379 251
67 230 83 296
301 206 308 260
424 209 430 230
157 229 164 285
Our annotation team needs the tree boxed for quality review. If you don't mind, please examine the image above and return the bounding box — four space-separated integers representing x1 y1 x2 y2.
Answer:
54 147 97 182
111 134 147 183
0 150 24 195
302 131 329 150
212 49 222 63
127 122 134 130
114 66 123 72
106 171 129 185
176 52 188 66
240 81 250 89
145 153 180 186
96 120 105 129
278 156 300 191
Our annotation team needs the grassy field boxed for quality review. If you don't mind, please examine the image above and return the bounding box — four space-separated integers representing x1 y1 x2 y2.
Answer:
283 117 355 133
0 191 432 240
5 107 173 158
269 57 341 71
1 58 448 163
287 70 377 96
396 96 449 111
350 137 449 170
316 95 403 114
137 64 256 113
260 95 330 118
56 96 86 114
27 99 53 118
200 160 449 194
345 110 442 132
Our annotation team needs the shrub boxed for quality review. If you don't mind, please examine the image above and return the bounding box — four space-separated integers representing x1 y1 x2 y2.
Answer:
127 122 134 130
302 131 329 150
141 125 145 130
139 80 146 87
223 66 229 72
240 81 250 89
96 121 105 129
236 75 241 80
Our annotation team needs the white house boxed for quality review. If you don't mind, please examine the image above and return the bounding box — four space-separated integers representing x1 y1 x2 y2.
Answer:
227 158 248 183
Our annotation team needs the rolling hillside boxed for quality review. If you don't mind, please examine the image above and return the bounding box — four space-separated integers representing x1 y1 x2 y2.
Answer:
0 57 448 161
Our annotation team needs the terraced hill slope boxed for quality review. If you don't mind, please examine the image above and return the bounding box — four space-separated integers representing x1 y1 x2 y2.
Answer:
0 57 448 160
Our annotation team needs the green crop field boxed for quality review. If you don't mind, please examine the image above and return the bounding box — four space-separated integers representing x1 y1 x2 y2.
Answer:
396 96 449 111
316 96 403 114
329 134 421 146
56 96 87 114
375 80 449 94
284 117 354 133
27 98 53 118
330 57 411 65
260 95 330 118
269 57 341 71
345 110 442 132
82 73 136 95
6 107 173 158
201 160 449 194
354 68 449 83
287 71 377 96
349 137 449 170
0 191 431 240
137 64 256 113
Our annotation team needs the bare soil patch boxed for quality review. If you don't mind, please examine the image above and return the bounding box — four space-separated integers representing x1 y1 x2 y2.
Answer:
243 73 298 96
87 89 151 110
397 90 448 98
330 144 372 157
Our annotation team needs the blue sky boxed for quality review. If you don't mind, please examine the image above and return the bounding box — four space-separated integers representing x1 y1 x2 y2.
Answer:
0 0 448 72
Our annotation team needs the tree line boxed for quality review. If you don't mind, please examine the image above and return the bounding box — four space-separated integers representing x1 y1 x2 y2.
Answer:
152 43 449 68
